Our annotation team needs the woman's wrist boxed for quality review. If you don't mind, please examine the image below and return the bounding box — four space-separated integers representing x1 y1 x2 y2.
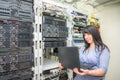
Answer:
87 70 91 75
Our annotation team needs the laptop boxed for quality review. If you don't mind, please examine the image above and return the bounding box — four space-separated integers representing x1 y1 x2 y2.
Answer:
58 47 80 69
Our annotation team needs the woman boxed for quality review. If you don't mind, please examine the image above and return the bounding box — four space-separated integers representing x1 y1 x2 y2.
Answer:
59 25 110 80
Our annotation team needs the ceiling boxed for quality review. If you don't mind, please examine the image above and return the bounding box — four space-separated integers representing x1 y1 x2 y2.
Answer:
53 0 120 8
88 0 120 8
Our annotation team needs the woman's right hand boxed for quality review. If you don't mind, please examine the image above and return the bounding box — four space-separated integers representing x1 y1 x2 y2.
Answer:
73 67 80 74
58 63 64 69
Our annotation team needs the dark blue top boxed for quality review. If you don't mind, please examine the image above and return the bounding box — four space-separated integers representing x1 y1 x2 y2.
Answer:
74 46 110 80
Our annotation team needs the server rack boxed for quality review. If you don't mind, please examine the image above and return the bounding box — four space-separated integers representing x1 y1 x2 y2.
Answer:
70 10 87 48
33 0 71 80
0 0 34 80
0 0 87 80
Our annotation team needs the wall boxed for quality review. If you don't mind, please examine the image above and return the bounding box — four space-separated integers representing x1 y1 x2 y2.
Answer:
96 3 120 80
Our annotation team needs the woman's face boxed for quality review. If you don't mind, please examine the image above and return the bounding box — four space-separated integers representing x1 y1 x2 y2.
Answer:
84 33 94 44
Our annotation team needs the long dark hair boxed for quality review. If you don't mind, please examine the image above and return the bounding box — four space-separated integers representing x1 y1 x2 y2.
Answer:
82 25 109 52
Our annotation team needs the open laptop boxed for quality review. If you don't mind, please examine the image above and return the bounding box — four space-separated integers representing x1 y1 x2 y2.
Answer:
58 47 80 69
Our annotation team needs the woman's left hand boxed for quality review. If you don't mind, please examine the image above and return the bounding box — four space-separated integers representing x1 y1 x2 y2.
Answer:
79 68 89 76
73 68 89 76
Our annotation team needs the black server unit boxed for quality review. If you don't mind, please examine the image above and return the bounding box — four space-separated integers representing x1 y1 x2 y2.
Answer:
42 13 68 48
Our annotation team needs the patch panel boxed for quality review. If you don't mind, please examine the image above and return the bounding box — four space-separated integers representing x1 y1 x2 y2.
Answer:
0 0 11 19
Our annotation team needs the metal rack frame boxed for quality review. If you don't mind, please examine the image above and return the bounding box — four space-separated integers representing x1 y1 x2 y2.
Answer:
33 0 73 80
